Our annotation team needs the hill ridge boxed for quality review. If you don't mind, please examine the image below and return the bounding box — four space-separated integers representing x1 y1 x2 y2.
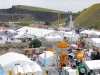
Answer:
74 3 100 29
13 5 67 13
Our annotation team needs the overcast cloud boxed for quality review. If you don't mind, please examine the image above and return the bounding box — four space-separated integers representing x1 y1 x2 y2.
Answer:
0 0 100 12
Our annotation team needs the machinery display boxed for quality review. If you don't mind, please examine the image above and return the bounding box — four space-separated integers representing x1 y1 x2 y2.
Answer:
76 48 85 61
57 42 69 69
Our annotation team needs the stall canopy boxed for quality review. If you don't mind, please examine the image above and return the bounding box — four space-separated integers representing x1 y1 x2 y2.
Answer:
86 38 100 47
22 63 33 74
39 51 54 66
83 60 100 72
31 62 43 75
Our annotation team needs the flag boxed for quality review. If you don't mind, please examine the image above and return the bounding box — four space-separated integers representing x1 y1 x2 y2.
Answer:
0 64 4 75
0 68 4 75
40 52 46 66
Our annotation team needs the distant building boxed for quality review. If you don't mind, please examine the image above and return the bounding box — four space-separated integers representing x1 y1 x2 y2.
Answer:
68 11 74 30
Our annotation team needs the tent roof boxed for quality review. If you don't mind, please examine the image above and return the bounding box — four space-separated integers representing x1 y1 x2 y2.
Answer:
54 35 62 38
31 62 42 72
45 35 53 38
84 60 100 69
17 26 55 37
39 51 54 59
64 32 72 35
94 31 100 35
91 38 100 43
22 63 33 73
0 52 34 67
80 30 95 34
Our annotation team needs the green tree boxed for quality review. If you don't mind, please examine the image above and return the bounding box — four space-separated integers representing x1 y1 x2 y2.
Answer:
29 39 42 48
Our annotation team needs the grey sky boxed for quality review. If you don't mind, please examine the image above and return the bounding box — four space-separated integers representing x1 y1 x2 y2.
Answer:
0 0 100 12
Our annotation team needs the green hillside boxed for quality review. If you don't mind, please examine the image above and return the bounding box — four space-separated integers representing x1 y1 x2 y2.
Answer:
74 3 100 29
14 5 66 13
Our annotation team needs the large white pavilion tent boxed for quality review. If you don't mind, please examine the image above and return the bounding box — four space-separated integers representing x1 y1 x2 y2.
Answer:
17 26 55 38
0 52 42 75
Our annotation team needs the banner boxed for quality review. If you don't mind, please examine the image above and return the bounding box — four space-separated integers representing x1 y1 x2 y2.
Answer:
40 52 46 66
0 64 4 75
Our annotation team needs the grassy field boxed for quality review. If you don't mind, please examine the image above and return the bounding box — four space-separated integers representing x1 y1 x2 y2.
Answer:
74 3 100 29
15 22 32 26
14 5 66 13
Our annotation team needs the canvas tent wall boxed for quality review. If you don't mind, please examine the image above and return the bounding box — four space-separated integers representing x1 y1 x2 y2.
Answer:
31 62 43 75
58 31 65 37
13 65 24 75
85 38 100 48
64 34 80 42
83 60 100 74
80 30 96 38
44 35 63 42
44 35 54 42
63 69 76 75
93 31 100 38
22 63 33 75
39 51 54 66
53 35 63 42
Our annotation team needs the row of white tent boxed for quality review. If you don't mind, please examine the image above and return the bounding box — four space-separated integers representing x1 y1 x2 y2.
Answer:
80 30 100 38
13 62 42 75
3 27 100 43
0 52 43 75
7 27 80 43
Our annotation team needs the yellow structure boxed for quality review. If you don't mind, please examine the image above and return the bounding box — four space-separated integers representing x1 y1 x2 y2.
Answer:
2 24 4 34
57 42 68 48
59 49 68 69
8 71 13 75
48 48 55 52
76 49 85 61
58 24 63 28
18 72 22 75
57 42 69 69
57 13 63 28
44 72 47 75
